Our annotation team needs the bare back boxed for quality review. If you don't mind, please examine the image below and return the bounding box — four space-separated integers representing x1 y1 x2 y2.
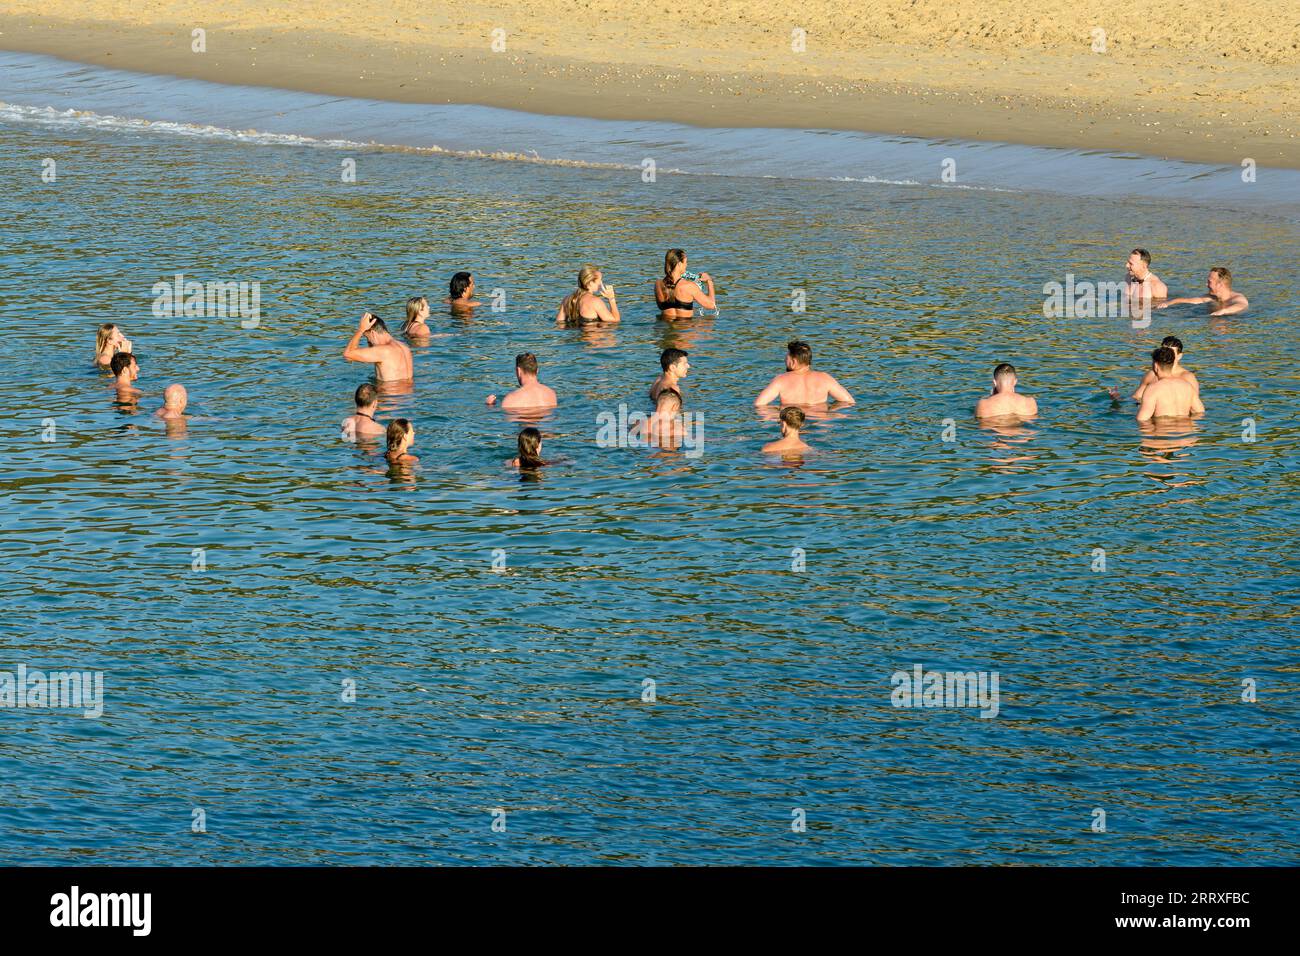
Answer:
975 392 1038 419
1140 377 1202 420
769 369 839 405
373 341 413 382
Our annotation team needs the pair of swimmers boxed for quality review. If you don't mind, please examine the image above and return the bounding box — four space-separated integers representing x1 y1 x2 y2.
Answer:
554 249 719 327
977 336 1204 423
99 343 188 419
398 273 483 335
1125 249 1249 317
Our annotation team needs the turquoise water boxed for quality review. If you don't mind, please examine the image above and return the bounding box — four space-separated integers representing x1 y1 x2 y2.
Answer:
1 57 1298 865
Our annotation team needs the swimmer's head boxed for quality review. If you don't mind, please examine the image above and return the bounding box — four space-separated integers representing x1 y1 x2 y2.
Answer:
363 315 392 344
517 426 544 468
664 248 687 281
405 295 429 325
1151 347 1177 374
96 323 119 353
992 362 1017 391
564 266 604 324
110 352 137 378
787 340 812 369
660 348 689 376
162 384 188 410
450 272 474 300
1209 267 1232 294
354 382 378 409
386 418 413 454
515 352 539 380
779 406 806 434
1161 335 1184 358
1128 248 1151 274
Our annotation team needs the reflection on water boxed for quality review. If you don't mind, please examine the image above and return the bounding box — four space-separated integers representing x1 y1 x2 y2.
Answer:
0 114 1297 867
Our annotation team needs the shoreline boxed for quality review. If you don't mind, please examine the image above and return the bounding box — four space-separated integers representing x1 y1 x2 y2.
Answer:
1 9 1297 169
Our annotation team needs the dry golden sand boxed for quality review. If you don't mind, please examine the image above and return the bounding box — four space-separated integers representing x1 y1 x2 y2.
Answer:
1 1 1297 166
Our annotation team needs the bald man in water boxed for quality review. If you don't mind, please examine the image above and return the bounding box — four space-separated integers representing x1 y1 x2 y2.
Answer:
344 312 413 383
1137 347 1204 422
155 384 188 420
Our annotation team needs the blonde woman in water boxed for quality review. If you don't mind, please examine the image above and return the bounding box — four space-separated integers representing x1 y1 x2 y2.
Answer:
94 323 132 368
556 265 620 325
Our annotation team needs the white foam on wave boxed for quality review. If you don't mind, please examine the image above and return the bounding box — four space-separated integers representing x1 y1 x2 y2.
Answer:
0 101 682 175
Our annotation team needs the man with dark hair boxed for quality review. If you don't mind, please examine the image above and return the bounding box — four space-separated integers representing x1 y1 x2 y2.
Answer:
1137 347 1205 421
650 348 690 402
754 340 854 407
487 352 557 410
341 382 384 440
343 311 413 383
110 351 141 402
446 272 481 310
1159 267 1248 316
1125 248 1168 299
975 362 1038 418
1130 335 1199 401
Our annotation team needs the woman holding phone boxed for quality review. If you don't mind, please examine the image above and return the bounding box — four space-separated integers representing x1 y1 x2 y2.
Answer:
655 248 715 318
556 265 620 325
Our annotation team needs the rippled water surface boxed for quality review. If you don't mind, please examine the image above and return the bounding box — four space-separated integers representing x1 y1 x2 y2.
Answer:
1 91 1298 865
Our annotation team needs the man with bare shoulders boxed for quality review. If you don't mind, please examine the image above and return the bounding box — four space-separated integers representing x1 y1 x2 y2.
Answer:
155 384 188 420
1159 267 1248 317
1137 347 1204 422
650 348 690 403
754 341 854 407
487 352 557 410
1126 248 1168 301
110 352 141 403
975 363 1038 419
343 312 413 383
1130 335 1199 402
341 383 385 440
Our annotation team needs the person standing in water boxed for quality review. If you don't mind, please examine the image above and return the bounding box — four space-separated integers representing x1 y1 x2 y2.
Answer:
1125 248 1168 301
401 296 432 337
763 406 811 456
110 352 141 403
341 383 385 441
486 352 558 409
510 427 547 469
629 388 684 448
1130 336 1199 402
1137 347 1205 422
344 312 414 384
445 272 481 311
94 323 132 368
655 249 716 318
556 266 620 325
650 348 690 403
154 384 188 420
754 341 855 407
974 363 1038 419
1159 267 1249 316
385 418 419 464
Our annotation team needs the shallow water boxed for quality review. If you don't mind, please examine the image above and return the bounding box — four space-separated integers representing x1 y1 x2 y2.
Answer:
0 67 1298 865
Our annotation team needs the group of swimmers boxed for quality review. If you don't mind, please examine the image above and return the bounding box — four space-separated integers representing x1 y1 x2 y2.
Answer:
94 323 188 421
92 246 1243 466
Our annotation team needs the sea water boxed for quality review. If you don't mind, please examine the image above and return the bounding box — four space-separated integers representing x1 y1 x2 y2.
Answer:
0 51 1297 865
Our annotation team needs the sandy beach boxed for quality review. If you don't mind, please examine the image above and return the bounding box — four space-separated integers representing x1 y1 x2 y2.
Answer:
1 1 1297 167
